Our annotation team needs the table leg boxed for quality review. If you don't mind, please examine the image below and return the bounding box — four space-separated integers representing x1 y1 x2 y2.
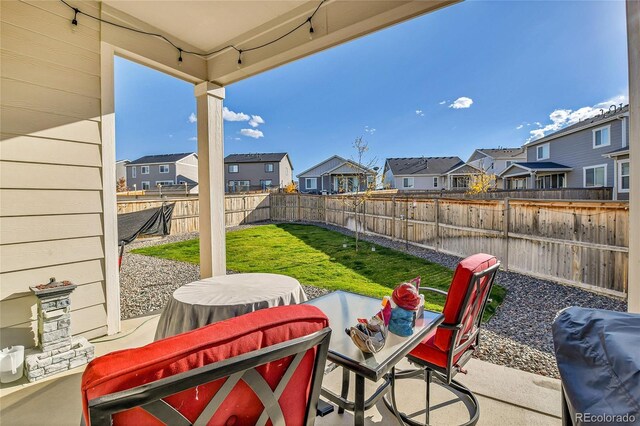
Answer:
338 368 350 414
354 375 365 426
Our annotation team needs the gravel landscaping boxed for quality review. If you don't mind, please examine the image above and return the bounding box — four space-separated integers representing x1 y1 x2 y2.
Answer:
120 222 627 379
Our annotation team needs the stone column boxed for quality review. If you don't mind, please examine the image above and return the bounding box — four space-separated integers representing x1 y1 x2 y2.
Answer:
195 82 226 278
24 279 94 382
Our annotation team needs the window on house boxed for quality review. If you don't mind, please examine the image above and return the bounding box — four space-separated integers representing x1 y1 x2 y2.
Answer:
619 160 630 192
141 166 150 174
593 126 611 148
141 181 150 190
265 163 274 173
506 161 513 168
536 143 550 160
228 180 250 192
452 176 470 188
228 164 239 173
402 177 414 188
131 167 136 178
260 179 273 190
159 164 169 173
433 177 438 187
156 180 174 186
508 178 527 189
584 165 606 187
305 178 317 190
535 173 566 189
367 175 374 188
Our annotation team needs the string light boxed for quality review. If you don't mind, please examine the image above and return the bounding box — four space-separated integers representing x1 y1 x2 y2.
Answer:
59 0 326 67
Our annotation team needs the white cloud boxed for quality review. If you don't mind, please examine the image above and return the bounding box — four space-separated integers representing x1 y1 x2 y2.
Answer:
188 136 197 141
240 128 264 139
516 124 524 130
168 134 173 138
415 110 424 116
248 115 265 128
188 112 197 123
439 100 447 105
223 107 250 122
449 97 473 109
364 126 376 135
234 137 241 141
526 95 629 142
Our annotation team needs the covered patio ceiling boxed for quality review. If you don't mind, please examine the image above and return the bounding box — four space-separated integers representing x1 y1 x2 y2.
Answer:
100 0 459 85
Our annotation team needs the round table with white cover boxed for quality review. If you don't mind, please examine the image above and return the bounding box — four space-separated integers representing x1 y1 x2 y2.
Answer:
154 273 308 340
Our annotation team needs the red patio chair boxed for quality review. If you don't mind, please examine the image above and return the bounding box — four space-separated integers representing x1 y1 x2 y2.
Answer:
385 253 500 426
81 304 331 426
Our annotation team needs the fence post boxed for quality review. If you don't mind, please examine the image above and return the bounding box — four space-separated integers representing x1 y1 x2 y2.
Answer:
435 198 440 252
297 193 301 222
243 196 247 224
503 197 510 271
405 198 409 251
391 197 396 241
362 199 366 235
324 196 328 225
342 199 346 227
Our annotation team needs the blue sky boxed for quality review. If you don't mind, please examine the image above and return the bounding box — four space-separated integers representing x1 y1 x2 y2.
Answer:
115 0 629 174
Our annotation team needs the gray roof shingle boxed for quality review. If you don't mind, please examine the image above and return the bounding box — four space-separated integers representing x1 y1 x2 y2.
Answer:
385 157 464 176
128 153 194 165
224 153 288 163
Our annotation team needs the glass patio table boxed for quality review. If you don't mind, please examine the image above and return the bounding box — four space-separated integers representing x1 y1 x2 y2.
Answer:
305 291 444 426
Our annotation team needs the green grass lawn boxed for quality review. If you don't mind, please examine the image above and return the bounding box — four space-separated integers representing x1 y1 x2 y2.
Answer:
132 224 505 319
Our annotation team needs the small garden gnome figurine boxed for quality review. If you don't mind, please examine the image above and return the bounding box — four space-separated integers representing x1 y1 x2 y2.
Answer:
388 283 421 336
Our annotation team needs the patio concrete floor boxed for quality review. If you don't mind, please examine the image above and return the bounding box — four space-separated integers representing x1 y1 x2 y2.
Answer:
0 314 562 425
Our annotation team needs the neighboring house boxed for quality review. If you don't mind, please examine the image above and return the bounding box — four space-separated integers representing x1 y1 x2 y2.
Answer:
298 155 376 194
224 153 294 193
500 105 630 194
444 162 483 190
604 147 630 200
115 159 129 185
383 157 464 190
466 147 526 186
126 152 198 190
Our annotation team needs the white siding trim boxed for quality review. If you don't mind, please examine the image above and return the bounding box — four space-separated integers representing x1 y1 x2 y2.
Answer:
618 159 630 193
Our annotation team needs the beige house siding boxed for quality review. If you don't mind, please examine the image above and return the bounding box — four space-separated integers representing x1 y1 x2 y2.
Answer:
0 0 108 347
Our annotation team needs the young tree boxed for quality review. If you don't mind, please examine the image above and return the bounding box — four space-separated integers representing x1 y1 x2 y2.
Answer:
116 177 128 193
466 168 497 195
284 181 297 193
337 137 379 251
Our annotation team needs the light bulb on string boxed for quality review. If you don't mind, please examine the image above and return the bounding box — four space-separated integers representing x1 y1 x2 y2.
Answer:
308 18 314 40
71 8 79 32
177 49 183 66
237 50 243 69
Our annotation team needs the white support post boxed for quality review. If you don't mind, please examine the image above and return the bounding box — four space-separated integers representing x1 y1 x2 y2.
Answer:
195 82 226 278
100 42 120 335
627 0 639 312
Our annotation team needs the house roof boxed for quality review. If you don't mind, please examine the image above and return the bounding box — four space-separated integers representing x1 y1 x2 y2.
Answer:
128 153 195 165
445 163 482 175
525 104 629 147
498 161 573 177
384 157 464 176
224 153 288 163
469 148 525 162
603 147 630 158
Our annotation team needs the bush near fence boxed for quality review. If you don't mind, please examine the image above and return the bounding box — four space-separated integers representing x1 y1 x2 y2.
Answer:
117 193 629 297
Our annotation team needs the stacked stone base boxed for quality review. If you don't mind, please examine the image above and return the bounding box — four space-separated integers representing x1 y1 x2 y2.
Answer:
24 336 94 382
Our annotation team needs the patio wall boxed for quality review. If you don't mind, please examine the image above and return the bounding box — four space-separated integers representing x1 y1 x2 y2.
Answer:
270 194 629 297
0 0 108 348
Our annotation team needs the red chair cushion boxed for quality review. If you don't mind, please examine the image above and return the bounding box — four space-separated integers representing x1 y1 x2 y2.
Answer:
408 328 465 369
81 304 328 426
433 254 497 352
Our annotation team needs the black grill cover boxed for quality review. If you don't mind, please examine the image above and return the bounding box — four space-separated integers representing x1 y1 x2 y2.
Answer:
552 307 640 424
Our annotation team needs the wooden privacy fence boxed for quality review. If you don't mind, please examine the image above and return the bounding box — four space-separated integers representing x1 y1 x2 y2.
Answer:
116 193 270 233
270 194 629 297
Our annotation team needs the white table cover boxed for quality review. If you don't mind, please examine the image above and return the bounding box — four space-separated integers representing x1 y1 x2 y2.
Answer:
154 273 307 340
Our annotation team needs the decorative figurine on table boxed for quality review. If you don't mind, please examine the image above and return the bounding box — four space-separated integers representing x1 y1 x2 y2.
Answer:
346 299 391 354
388 279 425 337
